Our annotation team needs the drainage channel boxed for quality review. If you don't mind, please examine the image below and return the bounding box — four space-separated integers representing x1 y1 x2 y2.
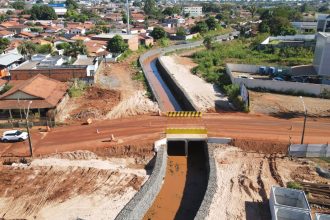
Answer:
143 141 208 220
150 58 182 111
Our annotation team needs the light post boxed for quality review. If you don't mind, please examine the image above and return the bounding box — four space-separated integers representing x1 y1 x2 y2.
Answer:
25 101 33 157
299 96 307 144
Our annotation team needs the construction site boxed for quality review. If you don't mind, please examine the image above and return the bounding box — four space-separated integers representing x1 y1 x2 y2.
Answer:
1 37 330 220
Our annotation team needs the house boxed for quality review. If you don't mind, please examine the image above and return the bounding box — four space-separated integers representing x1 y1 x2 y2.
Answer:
16 31 36 39
91 33 139 51
73 55 99 77
0 74 68 120
71 35 90 42
183 6 203 17
10 56 93 82
84 40 107 57
0 30 14 38
69 27 86 35
138 34 153 47
0 53 24 78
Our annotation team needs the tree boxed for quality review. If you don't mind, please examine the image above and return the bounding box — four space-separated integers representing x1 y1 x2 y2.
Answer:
56 42 70 50
259 22 270 33
191 21 209 34
144 0 156 15
162 6 181 16
133 1 142 7
203 36 214 50
0 38 10 54
215 13 223 20
11 0 25 10
176 27 186 37
248 5 257 19
106 35 128 54
205 16 218 30
65 0 78 10
18 41 37 59
36 44 53 54
64 41 87 57
30 5 57 20
151 27 166 40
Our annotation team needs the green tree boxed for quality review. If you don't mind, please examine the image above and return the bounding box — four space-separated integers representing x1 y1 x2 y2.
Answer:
162 6 181 16
18 41 37 59
36 44 53 54
203 36 214 50
30 5 57 20
0 14 8 22
144 0 156 15
176 27 186 37
133 1 142 7
259 22 270 33
64 41 87 57
65 0 78 10
11 0 25 10
191 21 209 34
106 35 128 54
151 27 166 40
0 38 10 54
248 5 257 19
56 42 70 50
215 13 222 20
205 16 218 30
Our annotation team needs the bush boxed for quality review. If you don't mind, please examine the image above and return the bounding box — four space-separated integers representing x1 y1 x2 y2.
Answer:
0 84 12 95
68 80 87 97
287 181 303 190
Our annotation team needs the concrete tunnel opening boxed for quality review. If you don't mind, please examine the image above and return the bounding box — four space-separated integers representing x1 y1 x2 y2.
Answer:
167 140 186 156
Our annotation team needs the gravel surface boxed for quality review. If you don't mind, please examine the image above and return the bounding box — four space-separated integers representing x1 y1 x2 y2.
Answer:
159 55 229 112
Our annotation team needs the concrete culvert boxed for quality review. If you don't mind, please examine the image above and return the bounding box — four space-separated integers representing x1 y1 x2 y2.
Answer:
167 141 186 156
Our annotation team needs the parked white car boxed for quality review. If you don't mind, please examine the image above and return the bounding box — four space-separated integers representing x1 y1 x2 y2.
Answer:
1 130 28 142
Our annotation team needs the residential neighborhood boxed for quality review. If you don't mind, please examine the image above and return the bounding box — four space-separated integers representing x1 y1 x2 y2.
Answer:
0 0 330 220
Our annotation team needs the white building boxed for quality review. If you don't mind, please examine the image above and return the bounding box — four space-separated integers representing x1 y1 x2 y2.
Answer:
183 6 203 17
313 32 330 76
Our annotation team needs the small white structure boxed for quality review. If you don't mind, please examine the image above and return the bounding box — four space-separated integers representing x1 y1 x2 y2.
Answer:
269 186 311 220
73 55 98 77
313 32 330 76
315 213 330 220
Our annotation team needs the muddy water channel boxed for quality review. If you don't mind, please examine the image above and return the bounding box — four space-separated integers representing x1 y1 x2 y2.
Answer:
143 141 207 220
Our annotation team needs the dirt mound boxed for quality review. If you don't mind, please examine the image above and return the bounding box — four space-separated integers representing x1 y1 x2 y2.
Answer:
85 87 121 100
42 150 99 160
232 138 289 154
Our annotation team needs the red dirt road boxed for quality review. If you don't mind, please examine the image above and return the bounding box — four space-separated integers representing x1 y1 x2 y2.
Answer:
1 113 330 157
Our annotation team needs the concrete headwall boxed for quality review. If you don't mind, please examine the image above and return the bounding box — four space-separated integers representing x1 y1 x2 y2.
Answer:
156 58 197 111
115 145 167 220
194 143 218 220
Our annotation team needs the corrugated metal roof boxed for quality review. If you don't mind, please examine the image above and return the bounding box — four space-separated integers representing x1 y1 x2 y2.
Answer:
0 53 23 66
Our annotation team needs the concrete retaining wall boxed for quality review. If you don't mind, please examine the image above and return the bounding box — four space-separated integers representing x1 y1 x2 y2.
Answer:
289 144 330 157
115 145 167 220
315 213 330 220
156 58 197 111
194 143 218 220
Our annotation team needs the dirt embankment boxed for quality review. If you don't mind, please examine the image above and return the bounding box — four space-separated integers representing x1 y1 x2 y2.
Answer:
70 86 121 121
207 145 330 220
249 91 330 118
232 138 289 154
0 150 152 220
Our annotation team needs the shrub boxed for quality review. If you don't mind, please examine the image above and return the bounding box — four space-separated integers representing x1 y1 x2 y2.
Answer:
287 181 303 190
68 80 87 97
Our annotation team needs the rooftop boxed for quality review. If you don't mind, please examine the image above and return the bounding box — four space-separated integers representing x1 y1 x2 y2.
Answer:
92 33 137 40
0 53 23 67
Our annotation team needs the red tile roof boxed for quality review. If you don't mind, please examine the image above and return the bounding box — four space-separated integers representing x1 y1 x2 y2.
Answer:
0 74 68 109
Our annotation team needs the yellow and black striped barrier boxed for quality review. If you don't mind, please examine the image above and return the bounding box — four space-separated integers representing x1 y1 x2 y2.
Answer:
166 128 207 134
166 111 202 117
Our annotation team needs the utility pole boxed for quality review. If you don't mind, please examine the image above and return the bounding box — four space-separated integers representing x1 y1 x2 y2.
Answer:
300 96 307 144
25 101 33 157
126 0 130 34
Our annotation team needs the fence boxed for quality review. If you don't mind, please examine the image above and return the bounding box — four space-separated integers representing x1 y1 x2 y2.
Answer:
289 144 330 157
0 117 56 129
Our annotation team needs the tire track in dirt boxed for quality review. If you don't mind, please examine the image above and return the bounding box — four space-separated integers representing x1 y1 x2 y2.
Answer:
268 155 284 187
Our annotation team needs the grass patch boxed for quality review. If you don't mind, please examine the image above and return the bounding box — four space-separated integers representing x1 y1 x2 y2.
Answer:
287 181 303 190
319 157 330 163
117 50 132 62
68 80 88 98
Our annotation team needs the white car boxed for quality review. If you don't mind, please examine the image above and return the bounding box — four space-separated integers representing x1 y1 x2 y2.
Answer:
1 130 28 142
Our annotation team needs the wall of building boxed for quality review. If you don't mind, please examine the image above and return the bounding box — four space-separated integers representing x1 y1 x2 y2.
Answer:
10 68 89 82
227 63 330 96
3 91 37 100
127 36 139 51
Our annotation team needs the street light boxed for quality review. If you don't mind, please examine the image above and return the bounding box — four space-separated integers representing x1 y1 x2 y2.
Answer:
299 96 307 144
25 101 33 157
